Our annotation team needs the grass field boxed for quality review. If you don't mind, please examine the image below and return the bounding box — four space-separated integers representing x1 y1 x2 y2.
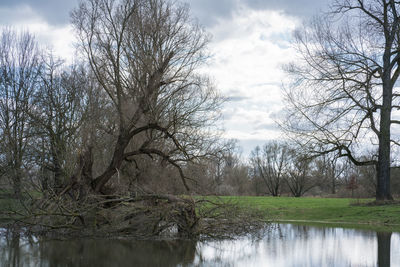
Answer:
215 196 400 232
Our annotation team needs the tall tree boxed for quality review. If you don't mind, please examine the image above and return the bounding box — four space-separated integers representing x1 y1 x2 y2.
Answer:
30 54 87 191
0 29 42 198
283 0 400 200
71 0 221 193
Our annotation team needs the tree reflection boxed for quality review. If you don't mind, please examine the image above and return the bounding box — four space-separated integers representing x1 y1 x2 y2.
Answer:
377 232 392 267
0 230 198 267
0 226 397 266
38 239 197 266
0 228 21 267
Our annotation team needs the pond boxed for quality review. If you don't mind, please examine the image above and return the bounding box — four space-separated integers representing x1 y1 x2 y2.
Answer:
1 224 400 267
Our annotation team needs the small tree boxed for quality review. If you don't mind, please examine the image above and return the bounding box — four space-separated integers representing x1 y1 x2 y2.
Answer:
285 151 318 197
346 175 359 198
250 141 289 196
314 154 349 195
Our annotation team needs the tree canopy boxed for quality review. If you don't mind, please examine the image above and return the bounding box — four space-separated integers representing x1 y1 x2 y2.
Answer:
283 0 400 200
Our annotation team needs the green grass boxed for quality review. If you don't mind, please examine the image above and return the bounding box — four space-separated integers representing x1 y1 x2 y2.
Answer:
212 196 400 232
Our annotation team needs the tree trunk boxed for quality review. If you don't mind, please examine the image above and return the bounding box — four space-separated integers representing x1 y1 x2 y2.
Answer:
65 146 95 200
13 174 21 199
12 164 22 199
53 154 63 191
92 134 130 193
51 141 63 190
377 72 393 201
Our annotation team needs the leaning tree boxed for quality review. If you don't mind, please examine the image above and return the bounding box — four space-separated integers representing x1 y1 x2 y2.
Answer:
283 0 400 200
70 0 221 194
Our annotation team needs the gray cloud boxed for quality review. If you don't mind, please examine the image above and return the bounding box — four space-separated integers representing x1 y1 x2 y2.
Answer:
254 122 278 131
243 0 329 17
187 0 330 27
226 95 249 102
0 0 330 28
0 0 233 27
187 0 236 26
224 88 250 103
0 0 79 25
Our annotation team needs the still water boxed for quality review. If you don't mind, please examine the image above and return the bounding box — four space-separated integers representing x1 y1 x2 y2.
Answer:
1 224 400 267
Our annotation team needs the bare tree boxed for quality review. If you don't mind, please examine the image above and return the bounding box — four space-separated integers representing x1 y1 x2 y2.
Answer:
215 141 250 195
70 0 221 194
0 29 42 198
285 151 318 197
283 0 400 200
314 154 349 194
250 141 289 196
30 54 87 191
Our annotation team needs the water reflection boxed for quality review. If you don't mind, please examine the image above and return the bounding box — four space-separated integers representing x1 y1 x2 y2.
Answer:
378 232 392 267
1 224 399 267
0 233 197 267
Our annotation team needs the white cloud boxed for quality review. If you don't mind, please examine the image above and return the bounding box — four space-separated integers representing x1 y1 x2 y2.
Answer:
202 6 299 155
0 3 300 156
0 4 76 61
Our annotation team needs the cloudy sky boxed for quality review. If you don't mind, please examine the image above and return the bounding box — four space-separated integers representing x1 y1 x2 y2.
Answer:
0 0 329 156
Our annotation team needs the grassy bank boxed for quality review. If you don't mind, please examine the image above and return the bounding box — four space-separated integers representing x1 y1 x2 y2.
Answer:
216 196 400 232
2 193 400 232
